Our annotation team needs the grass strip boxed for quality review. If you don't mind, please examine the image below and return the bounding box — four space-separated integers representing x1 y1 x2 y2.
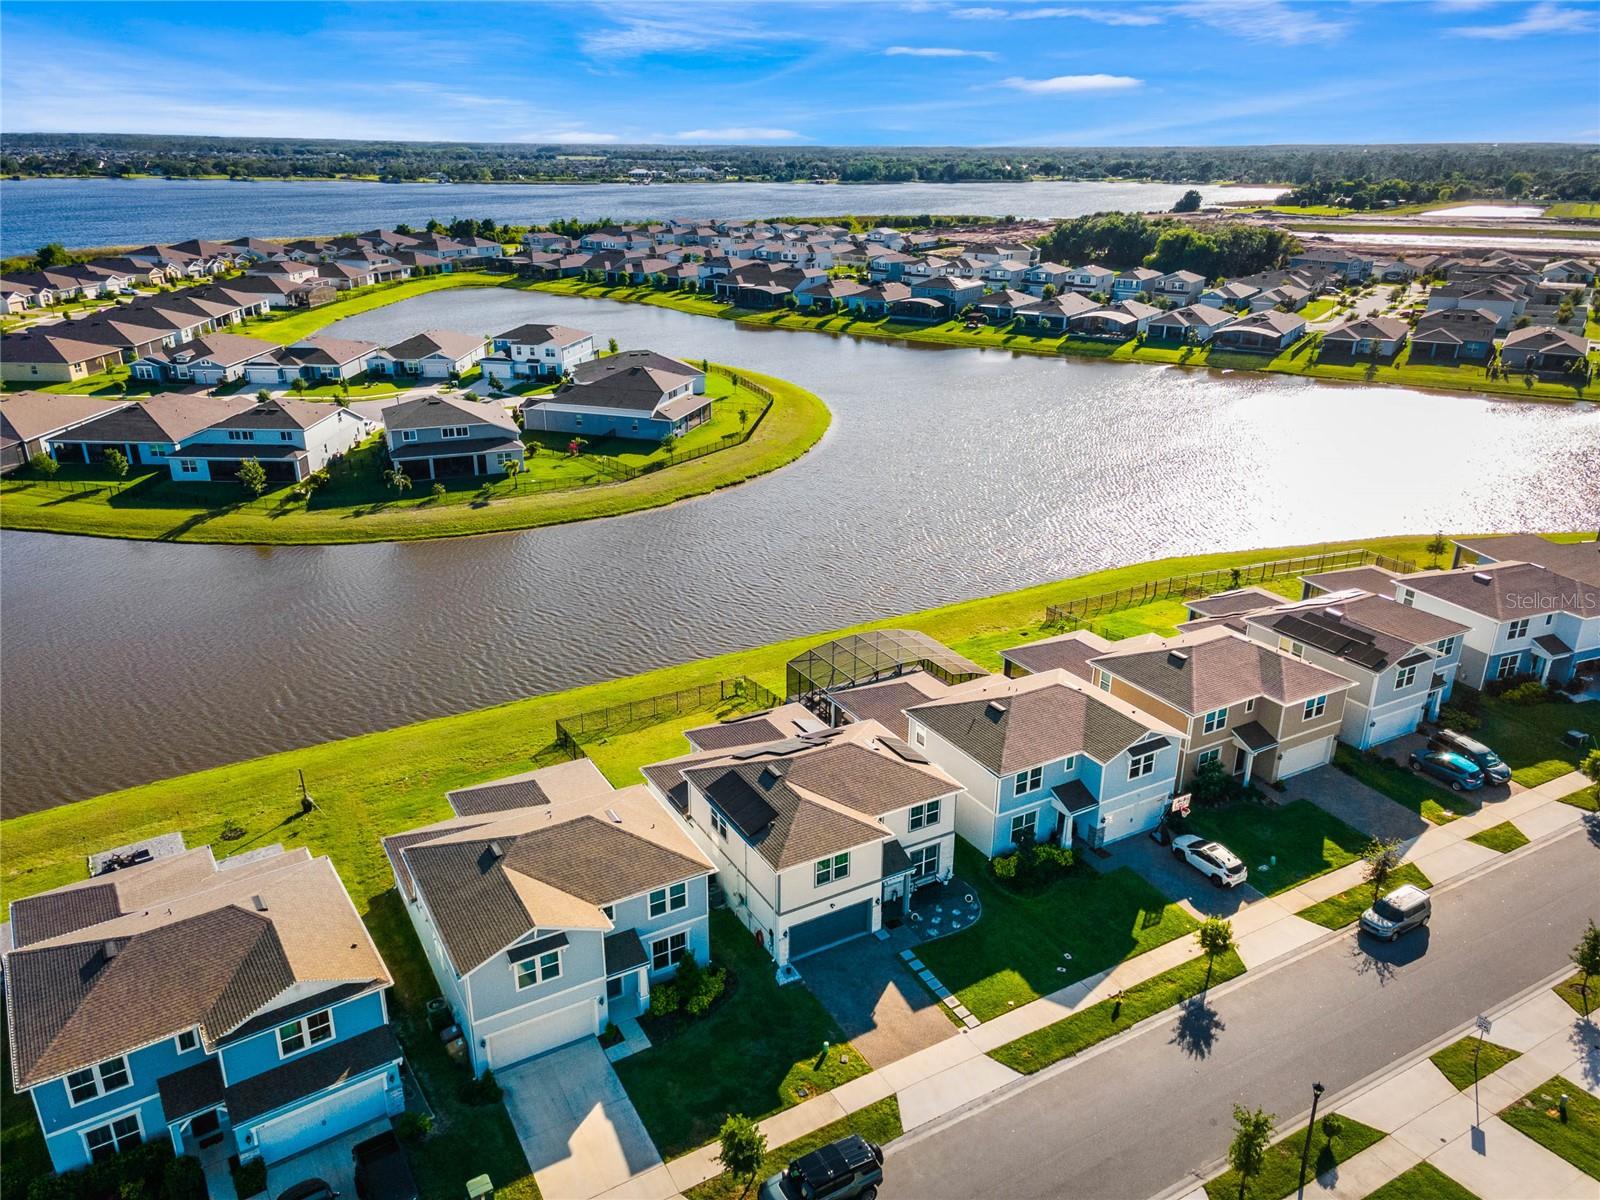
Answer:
682 1097 902 1200
1333 745 1474 825
1204 1115 1386 1200
1466 821 1530 854
1552 971 1598 1017
1297 863 1432 930
1428 1035 1521 1091
1362 1162 1480 1200
1499 1076 1600 1180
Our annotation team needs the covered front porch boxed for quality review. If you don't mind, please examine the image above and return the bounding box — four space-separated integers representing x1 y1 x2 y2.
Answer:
1229 721 1279 786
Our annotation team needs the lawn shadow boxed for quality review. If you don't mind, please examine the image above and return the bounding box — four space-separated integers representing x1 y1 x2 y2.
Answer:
1168 994 1226 1059
1568 1012 1600 1090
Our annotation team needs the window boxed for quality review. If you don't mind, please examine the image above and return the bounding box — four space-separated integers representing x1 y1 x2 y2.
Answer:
1395 664 1417 690
66 1057 132 1105
440 425 471 439
1436 636 1458 656
1202 707 1228 734
279 431 293 442
651 931 688 972
276 1010 333 1057
914 729 925 746
1507 618 1530 640
1303 695 1327 720
1096 670 1112 693
1010 810 1038 844
648 881 687 917
601 905 615 921
1128 751 1156 780
908 799 941 831
515 949 562 990
1494 655 1520 681
83 1114 142 1164
1400 589 1415 607
910 844 940 881
178 459 197 473
1278 636 1305 657
709 809 729 841
1013 766 1043 796
1198 747 1222 767
175 1030 199 1054
814 852 850 886
1245 699 1255 713
400 429 418 442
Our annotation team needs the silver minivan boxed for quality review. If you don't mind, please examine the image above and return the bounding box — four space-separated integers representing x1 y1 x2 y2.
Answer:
1360 883 1431 941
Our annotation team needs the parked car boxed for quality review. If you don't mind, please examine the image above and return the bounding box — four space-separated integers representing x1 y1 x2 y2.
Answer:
1360 883 1432 941
278 1182 338 1200
1408 749 1486 792
1170 834 1248 888
758 1133 884 1200
1428 730 1512 785
352 1130 419 1200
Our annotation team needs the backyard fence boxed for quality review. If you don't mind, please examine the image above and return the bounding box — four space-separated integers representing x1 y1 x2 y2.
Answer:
553 675 783 757
578 365 775 482
1042 547 1416 625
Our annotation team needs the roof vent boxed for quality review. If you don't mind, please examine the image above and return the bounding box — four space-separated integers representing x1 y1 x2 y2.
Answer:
251 894 268 912
758 766 783 790
1167 650 1190 668
1326 608 1343 619
102 939 124 961
1472 572 1492 584
488 839 505 859
986 700 1007 717
604 808 622 824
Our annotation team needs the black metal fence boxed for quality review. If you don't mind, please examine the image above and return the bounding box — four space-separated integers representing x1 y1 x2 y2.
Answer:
579 365 775 482
553 675 782 756
1043 548 1416 625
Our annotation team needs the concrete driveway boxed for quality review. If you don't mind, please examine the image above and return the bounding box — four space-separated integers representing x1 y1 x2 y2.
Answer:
500 1040 661 1200
1286 762 1434 844
801 937 957 1069
1095 833 1266 917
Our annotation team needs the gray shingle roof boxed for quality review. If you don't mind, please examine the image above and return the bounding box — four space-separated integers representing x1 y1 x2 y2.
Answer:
225 1025 400 1123
910 678 1155 774
1091 630 1351 714
1403 562 1599 621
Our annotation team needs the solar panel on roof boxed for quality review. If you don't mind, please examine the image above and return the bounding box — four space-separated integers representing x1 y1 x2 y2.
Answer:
879 736 930 764
704 771 778 839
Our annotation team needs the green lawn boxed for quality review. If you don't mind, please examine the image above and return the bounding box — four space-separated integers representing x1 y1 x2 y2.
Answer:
1545 202 1600 219
580 699 764 787
1499 1076 1600 1180
1204 1115 1386 1200
990 948 1246 1074
1 1009 51 1200
613 910 870 1158
1553 971 1597 1017
1472 697 1600 787
1179 800 1370 895
1429 1035 1521 1091
1363 1162 1480 1200
683 1097 902 1200
1296 862 1432 930
1466 821 1530 854
1299 297 1338 321
367 893 540 1199
1558 784 1598 812
914 843 1199 1021
0 367 828 544
1333 745 1475 825
525 278 1595 405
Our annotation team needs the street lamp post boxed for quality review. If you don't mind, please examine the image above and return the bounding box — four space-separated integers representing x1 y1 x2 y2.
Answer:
1298 1081 1326 1192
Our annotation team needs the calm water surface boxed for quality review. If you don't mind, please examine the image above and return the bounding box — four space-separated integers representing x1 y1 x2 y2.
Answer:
0 178 1285 257
2 290 1596 813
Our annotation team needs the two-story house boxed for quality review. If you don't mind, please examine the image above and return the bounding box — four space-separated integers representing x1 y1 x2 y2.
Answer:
1063 264 1115 294
521 350 708 443
167 398 371 483
904 669 1185 854
382 394 524 479
482 323 597 381
384 758 714 1073
1179 589 1470 748
48 394 257 468
642 721 960 969
1397 561 1600 689
4 846 400 1179
1111 268 1163 300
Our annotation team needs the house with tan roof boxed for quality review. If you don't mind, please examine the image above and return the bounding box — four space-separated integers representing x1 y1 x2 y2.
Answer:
905 669 1185 855
0 392 131 473
642 721 961 968
4 845 400 1177
384 759 714 1071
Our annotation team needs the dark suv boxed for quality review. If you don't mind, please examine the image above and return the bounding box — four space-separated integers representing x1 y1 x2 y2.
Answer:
352 1130 419 1200
758 1134 884 1200
1428 730 1512 785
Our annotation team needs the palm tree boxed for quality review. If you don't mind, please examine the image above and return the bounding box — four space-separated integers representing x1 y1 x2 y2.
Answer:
385 466 412 497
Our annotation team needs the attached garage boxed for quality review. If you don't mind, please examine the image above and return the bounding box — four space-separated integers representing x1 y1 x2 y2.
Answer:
485 999 597 1070
251 1071 389 1164
1276 736 1334 779
787 900 873 960
1366 707 1420 749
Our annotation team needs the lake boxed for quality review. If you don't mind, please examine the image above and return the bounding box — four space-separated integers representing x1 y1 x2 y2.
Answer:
0 178 1285 258
2 289 1595 814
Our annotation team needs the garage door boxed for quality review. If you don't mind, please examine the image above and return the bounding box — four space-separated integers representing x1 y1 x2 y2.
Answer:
788 900 873 960
252 1071 388 1164
1277 736 1334 779
486 999 597 1070
1367 707 1420 748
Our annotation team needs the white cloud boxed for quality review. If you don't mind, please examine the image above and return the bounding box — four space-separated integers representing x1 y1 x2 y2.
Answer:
951 6 1009 17
885 45 1000 58
673 127 806 141
1012 6 1164 24
1000 73 1143 93
1178 0 1348 44
1449 1 1596 38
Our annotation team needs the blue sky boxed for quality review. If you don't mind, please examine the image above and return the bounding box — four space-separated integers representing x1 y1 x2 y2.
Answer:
2 0 1597 145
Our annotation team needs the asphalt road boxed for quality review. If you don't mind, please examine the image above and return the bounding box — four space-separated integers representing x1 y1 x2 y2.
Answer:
884 821 1600 1200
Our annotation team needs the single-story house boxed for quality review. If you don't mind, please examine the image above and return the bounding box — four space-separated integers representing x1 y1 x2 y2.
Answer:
370 329 490 381
1014 291 1100 334
241 337 381 386
1211 310 1307 353
0 329 128 384
49 394 257 467
974 289 1036 322
1145 304 1236 344
1320 315 1410 359
383 393 524 479
908 276 986 316
1069 300 1160 339
1289 250 1373 281
1409 308 1498 362
0 392 131 473
128 334 280 387
841 282 910 316
1498 325 1588 373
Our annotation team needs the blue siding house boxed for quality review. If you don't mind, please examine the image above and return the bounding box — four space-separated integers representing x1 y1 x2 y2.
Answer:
520 348 709 443
4 846 401 1184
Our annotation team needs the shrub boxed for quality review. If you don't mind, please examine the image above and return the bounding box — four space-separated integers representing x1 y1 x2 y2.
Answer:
1438 705 1481 732
27 451 58 479
458 1068 503 1106
992 852 1019 880
1028 842 1074 879
163 1153 207 1200
1191 759 1238 807
1321 1112 1345 1142
231 1157 269 1199
649 981 681 1017
1502 680 1555 706
1450 684 1482 713
395 1110 433 1143
685 962 728 1016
